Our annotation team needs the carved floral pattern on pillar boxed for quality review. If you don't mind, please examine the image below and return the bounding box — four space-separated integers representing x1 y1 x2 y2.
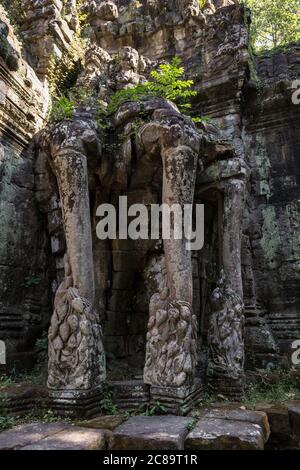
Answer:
48 259 106 390
207 177 247 385
144 288 198 387
207 271 245 382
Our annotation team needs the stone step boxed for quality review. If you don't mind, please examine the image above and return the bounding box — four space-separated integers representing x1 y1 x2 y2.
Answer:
0 409 271 450
186 419 265 450
109 415 191 450
0 423 107 450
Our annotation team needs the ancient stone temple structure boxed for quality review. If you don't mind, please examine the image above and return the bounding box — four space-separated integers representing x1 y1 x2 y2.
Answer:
0 0 299 415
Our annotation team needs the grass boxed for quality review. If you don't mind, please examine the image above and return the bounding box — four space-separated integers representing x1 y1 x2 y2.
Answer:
244 368 300 407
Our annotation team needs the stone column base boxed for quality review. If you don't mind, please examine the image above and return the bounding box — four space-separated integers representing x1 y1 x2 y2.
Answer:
48 386 104 419
110 380 150 412
208 377 244 401
150 379 202 416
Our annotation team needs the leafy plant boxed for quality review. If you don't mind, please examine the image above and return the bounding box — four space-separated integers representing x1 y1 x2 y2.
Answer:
0 414 15 431
22 276 41 288
76 0 89 31
199 0 206 8
0 375 13 390
139 401 167 416
105 57 202 124
0 0 25 33
187 417 198 432
145 57 197 109
47 32 86 99
99 392 118 415
49 96 75 122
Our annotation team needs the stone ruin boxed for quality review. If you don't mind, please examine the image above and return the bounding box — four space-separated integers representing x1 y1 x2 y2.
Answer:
0 0 299 416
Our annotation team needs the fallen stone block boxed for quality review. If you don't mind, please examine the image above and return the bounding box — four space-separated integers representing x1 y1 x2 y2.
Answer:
110 415 191 450
185 417 265 450
21 426 107 450
0 423 68 450
198 408 270 441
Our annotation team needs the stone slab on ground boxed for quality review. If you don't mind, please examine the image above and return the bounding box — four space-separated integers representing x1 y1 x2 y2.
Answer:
110 415 192 450
185 417 265 450
288 407 300 443
21 426 107 450
197 408 270 441
0 423 68 450
0 423 108 450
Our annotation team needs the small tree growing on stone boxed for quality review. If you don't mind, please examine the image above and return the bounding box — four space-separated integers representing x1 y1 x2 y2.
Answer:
108 57 200 121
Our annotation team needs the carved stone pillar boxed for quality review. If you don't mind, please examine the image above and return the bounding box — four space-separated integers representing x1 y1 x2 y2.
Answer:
50 150 95 302
222 179 245 298
207 178 246 399
138 108 202 414
41 121 106 417
143 145 198 391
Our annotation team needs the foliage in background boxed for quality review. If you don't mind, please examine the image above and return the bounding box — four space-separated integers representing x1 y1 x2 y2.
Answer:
243 0 300 53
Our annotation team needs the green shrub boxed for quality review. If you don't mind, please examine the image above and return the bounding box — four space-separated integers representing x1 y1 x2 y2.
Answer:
139 401 167 416
49 96 75 122
106 57 202 123
99 392 118 415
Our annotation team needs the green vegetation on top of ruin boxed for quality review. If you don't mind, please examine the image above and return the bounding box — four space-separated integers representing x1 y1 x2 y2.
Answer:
49 57 204 125
106 57 199 117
